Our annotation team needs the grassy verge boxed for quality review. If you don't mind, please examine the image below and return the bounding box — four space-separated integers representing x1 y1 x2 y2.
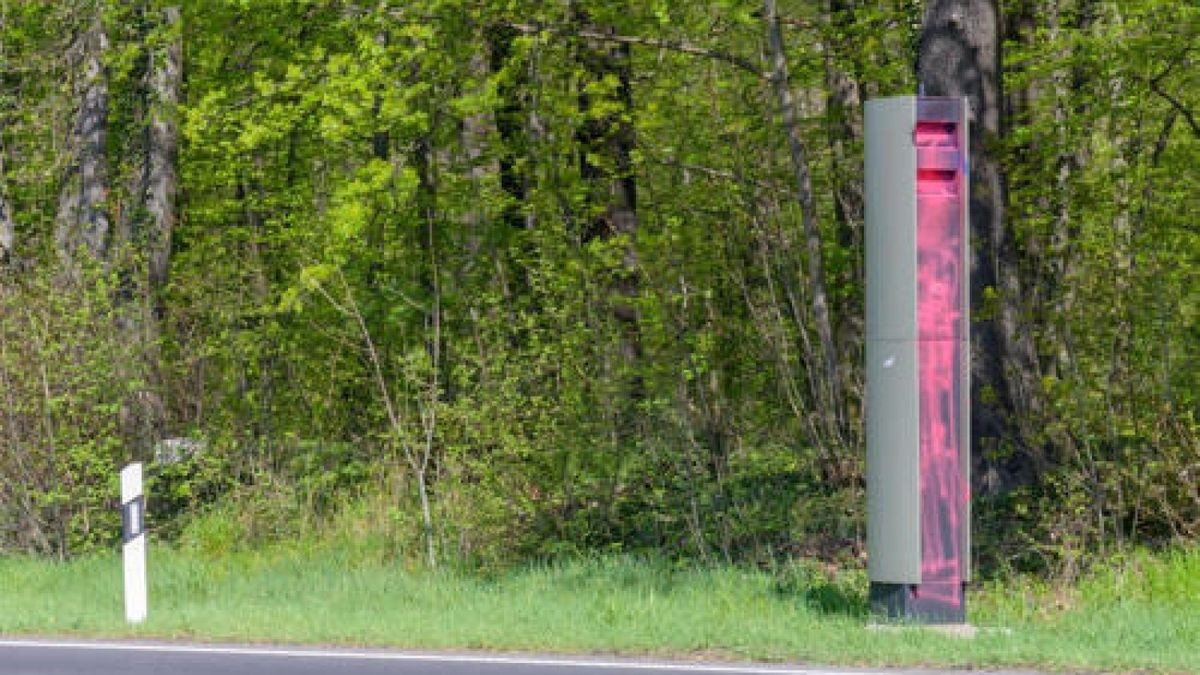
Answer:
1 542 1196 673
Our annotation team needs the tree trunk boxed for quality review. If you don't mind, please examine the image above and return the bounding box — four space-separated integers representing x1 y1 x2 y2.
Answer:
461 42 492 268
114 4 183 450
823 0 866 444
56 9 111 264
823 0 865 258
764 0 846 458
1042 0 1095 383
918 0 1041 477
574 12 642 386
144 6 182 293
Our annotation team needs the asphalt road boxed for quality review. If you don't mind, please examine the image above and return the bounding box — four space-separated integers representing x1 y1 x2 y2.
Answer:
0 639 1032 675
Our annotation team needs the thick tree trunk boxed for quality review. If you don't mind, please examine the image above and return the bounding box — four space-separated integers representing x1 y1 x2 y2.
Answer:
764 0 846 457
144 6 182 292
56 11 111 264
111 4 183 450
576 36 638 248
574 14 642 374
918 0 1041 479
570 12 643 529
1043 0 1095 382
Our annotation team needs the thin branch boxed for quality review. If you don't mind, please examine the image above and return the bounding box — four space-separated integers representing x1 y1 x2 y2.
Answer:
508 22 767 79
309 275 411 459
1151 110 1178 166
640 150 784 193
1147 55 1199 139
1148 80 1199 138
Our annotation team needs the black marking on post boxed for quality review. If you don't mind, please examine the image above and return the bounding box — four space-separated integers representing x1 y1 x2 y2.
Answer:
121 495 145 544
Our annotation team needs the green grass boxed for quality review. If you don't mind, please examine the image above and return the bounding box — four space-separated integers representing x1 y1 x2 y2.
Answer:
1 542 1197 673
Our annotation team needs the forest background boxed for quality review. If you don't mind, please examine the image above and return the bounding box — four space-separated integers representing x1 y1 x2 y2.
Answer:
0 0 1195 581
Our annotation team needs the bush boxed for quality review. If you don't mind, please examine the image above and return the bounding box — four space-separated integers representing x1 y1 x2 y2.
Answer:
0 266 147 557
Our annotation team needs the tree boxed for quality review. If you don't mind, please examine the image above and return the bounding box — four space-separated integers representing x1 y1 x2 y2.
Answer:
56 2 111 264
764 0 848 470
142 5 182 294
1 0 1194 566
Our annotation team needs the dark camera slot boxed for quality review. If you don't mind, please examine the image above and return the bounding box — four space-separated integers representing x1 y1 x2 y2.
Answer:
914 122 958 148
916 169 958 194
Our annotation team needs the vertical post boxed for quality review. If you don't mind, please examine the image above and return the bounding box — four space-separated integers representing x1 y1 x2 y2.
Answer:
120 462 147 624
865 96 970 624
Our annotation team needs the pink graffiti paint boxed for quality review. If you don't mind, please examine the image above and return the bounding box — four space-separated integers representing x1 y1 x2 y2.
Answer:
915 122 966 610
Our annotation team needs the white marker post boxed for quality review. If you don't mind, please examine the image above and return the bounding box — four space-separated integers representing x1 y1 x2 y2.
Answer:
120 463 147 624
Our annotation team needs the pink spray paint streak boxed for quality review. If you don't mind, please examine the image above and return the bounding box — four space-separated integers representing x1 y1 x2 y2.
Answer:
915 122 968 609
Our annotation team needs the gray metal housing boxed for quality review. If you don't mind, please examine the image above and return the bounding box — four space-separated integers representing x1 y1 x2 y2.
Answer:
864 96 970 585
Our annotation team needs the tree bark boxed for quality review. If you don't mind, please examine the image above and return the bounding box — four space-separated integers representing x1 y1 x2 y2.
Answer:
918 0 1041 475
56 9 111 264
574 13 642 374
1043 0 1092 382
823 0 864 250
144 6 182 292
822 0 866 443
575 29 638 249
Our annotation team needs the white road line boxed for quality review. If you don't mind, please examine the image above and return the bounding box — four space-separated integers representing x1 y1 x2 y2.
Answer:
0 639 886 674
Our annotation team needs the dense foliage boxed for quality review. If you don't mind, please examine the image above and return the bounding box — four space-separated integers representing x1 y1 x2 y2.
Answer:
0 0 1195 576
